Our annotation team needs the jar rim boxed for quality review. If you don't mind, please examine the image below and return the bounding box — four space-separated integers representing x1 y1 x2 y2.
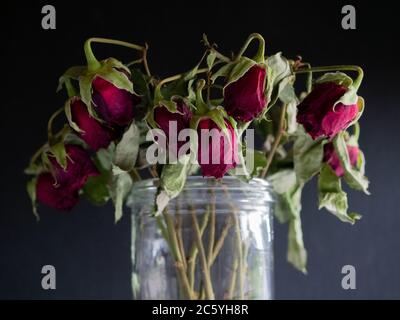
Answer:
131 175 273 192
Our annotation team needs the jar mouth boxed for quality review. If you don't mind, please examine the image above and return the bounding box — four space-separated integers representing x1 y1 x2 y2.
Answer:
131 175 273 192
127 176 275 213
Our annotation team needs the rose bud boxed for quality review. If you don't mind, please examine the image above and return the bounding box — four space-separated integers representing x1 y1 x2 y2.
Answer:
92 76 140 127
70 98 115 151
297 82 358 139
36 172 79 211
36 145 99 211
224 65 267 122
197 118 238 179
323 142 359 177
154 101 192 153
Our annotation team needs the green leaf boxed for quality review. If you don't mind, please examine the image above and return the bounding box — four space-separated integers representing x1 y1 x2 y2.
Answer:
95 143 115 173
64 98 84 133
225 57 256 86
245 149 268 178
269 169 307 272
207 51 217 70
57 66 86 92
97 67 134 95
315 72 353 87
83 174 110 206
27 178 39 221
78 75 95 116
286 98 299 134
293 128 325 184
113 123 140 172
154 154 191 215
109 167 133 223
269 169 299 223
288 217 307 274
210 62 234 83
49 140 68 170
335 86 358 107
267 52 292 87
264 52 294 113
333 133 369 194
318 164 361 224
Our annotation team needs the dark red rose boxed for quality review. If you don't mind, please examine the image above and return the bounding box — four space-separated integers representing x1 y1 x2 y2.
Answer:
324 142 359 177
36 173 79 211
36 145 99 211
70 98 115 151
197 118 238 178
224 65 267 122
92 76 140 127
154 101 192 154
297 82 358 139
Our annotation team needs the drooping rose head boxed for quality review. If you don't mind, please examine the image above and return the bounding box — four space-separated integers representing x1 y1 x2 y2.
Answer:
154 100 193 154
36 145 99 211
223 64 267 122
323 142 359 177
197 118 238 179
36 173 79 211
70 98 115 151
92 76 140 127
297 82 358 139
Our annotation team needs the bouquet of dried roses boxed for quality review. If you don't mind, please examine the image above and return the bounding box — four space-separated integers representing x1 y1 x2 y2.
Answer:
25 34 369 297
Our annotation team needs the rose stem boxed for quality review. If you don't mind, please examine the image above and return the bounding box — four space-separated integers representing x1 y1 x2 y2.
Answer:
206 188 216 267
154 68 209 102
235 33 266 63
175 202 187 271
209 215 233 266
84 37 146 72
163 209 193 299
222 186 245 300
147 168 191 298
202 34 232 63
190 204 215 300
260 103 288 179
227 256 239 299
47 107 65 141
294 65 364 90
142 43 152 77
188 205 210 291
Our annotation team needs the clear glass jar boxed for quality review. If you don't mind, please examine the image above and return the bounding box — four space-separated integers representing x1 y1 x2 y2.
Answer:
127 176 274 300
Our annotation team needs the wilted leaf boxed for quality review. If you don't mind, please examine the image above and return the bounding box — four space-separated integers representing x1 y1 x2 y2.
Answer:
113 123 139 172
27 178 39 221
318 164 361 224
293 129 325 184
109 168 133 223
288 217 307 273
333 133 369 194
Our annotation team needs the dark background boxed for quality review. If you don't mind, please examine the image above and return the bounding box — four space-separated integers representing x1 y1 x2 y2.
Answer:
1 1 399 299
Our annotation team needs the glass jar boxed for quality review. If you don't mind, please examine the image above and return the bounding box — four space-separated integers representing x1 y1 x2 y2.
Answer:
127 176 274 300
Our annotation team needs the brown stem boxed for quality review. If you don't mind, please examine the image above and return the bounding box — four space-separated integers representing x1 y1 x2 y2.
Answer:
222 186 245 300
232 211 244 300
260 103 288 178
142 43 152 77
188 206 210 291
227 256 239 299
175 209 187 271
210 215 233 266
163 210 193 299
190 205 215 300
206 189 216 266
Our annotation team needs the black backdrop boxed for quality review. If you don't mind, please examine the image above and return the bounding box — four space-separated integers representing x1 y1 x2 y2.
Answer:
1 1 399 299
